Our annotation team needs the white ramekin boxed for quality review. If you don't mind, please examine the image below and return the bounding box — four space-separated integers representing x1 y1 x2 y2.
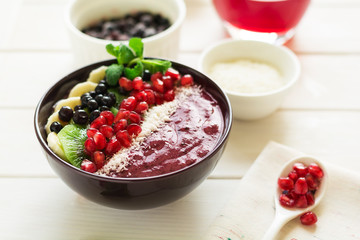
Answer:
65 0 186 66
199 39 301 120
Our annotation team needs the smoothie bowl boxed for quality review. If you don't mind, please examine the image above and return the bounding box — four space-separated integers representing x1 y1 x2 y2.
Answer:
34 39 232 209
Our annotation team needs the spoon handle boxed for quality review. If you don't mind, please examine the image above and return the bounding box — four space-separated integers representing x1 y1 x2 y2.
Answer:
261 213 288 240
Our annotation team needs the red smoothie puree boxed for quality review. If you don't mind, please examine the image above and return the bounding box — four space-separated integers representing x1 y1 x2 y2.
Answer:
112 88 223 178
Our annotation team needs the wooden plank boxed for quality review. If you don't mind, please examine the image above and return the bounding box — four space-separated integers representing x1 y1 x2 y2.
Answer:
0 178 238 240
2 0 360 53
0 52 75 108
8 4 70 50
3 108 360 177
287 7 360 53
0 0 22 49
2 52 360 110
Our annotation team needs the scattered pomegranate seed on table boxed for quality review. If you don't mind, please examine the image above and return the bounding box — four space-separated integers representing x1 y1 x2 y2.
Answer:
300 211 318 225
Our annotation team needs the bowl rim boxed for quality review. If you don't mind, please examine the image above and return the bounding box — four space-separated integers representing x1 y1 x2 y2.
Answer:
34 58 232 183
64 0 187 45
199 39 301 98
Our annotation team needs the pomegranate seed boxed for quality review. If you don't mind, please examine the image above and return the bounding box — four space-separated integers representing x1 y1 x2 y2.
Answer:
119 77 133 91
129 111 141 124
99 125 114 139
120 96 137 111
81 159 97 173
152 79 164 93
132 76 144 91
144 82 152 89
151 72 163 82
295 195 308 208
288 170 299 182
114 119 128 132
279 194 295 207
305 173 320 190
84 138 96 154
165 68 180 80
162 75 173 90
90 115 107 129
306 192 315 206
287 189 298 200
144 89 155 105
127 123 142 136
116 130 132 148
300 212 317 225
154 92 164 105
93 132 107 150
100 111 114 125
164 89 175 101
135 101 149 114
308 163 324 179
93 151 105 169
86 128 99 138
133 91 147 102
294 177 308 195
278 177 294 190
105 138 121 155
180 74 194 86
114 109 130 122
293 163 308 177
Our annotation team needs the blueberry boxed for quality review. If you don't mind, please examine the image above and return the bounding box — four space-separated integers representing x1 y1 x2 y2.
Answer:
74 105 83 111
81 93 92 106
95 83 107 94
99 79 108 87
50 121 63 133
89 91 96 98
143 69 151 81
100 106 110 112
87 99 98 111
89 110 101 123
107 92 117 103
101 95 113 107
95 94 104 105
58 106 73 122
73 109 89 125
144 27 156 38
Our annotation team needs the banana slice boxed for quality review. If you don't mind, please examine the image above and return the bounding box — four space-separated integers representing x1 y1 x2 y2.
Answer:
45 111 66 134
87 65 108 83
47 132 67 161
53 96 81 112
68 82 97 98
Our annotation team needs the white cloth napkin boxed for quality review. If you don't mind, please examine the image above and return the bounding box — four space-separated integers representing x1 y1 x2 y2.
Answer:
206 141 360 240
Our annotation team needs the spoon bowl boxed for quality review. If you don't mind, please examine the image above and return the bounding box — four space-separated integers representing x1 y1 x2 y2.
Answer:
262 156 327 239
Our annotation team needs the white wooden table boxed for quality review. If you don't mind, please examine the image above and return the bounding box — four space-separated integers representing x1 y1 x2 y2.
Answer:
1 0 360 239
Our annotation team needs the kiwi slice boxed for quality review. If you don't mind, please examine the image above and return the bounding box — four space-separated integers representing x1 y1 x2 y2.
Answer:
57 124 88 168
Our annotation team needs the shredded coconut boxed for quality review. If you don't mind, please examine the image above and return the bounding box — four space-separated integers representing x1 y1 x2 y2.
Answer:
96 85 201 176
209 59 284 94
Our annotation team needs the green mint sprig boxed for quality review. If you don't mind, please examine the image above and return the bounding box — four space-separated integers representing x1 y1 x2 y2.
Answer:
105 38 171 84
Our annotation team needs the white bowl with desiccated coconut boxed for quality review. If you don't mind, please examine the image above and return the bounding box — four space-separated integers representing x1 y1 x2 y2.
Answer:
199 39 300 120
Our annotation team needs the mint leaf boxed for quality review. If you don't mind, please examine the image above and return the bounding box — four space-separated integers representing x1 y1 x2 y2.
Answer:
141 59 171 74
129 38 143 58
106 44 120 57
106 64 123 86
124 61 144 80
117 44 136 65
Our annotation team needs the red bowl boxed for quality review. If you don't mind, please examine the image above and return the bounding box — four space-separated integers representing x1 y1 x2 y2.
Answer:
34 59 232 209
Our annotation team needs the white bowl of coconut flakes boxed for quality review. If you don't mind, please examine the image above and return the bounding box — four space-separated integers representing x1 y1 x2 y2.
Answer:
199 39 300 120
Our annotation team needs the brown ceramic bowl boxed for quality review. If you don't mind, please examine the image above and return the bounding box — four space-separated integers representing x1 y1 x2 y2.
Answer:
34 59 232 209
